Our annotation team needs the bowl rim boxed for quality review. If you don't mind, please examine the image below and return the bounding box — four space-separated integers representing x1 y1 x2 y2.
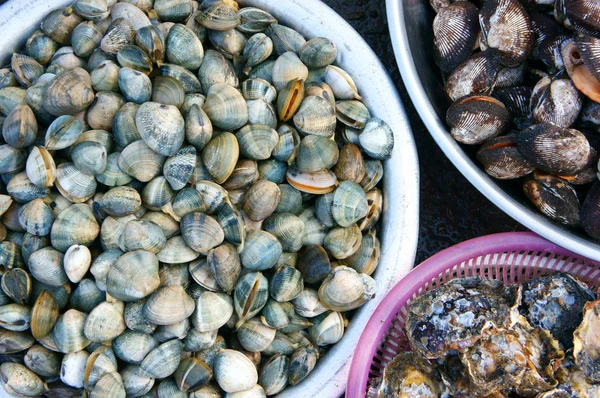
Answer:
385 0 600 261
0 0 421 396
346 231 600 397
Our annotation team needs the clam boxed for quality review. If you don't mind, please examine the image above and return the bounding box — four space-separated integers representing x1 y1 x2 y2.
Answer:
445 49 502 101
101 18 134 55
243 180 281 221
62 245 91 284
197 2 240 31
140 339 182 379
87 91 126 131
159 263 190 288
234 272 269 326
106 250 160 301
21 233 50 265
24 345 61 379
2 104 37 149
518 123 591 175
247 98 278 128
0 240 24 269
0 303 31 332
208 28 247 59
240 230 282 271
136 25 165 65
71 141 107 176
479 0 534 66
141 211 179 238
136 101 184 157
157 236 200 263
52 309 90 353
432 2 479 73
143 285 195 325
275 184 302 215
117 45 153 75
1 268 31 305
333 143 365 183
72 0 109 20
202 132 239 184
181 212 224 254
263 213 305 252
71 21 103 58
0 144 27 175
100 215 135 251
269 265 304 303
152 76 185 109
55 163 97 203
9 54 42 88
299 37 337 69
446 95 511 145
118 140 166 182
323 65 361 101
293 95 337 137
243 33 273 72
110 2 151 30
45 115 84 150
0 86 27 116
296 135 339 173
173 357 212 392
120 219 167 254
7 172 49 204
142 176 175 209
26 31 59 65
237 124 279 161
360 160 383 192
308 311 345 346
97 186 141 217
248 60 275 83
70 279 104 313
203 83 248 131
531 76 583 128
319 266 376 311
83 346 119 389
17 198 53 237
324 224 362 260
186 105 213 151
166 24 204 70
266 24 305 56
0 363 47 397
0 329 35 354
28 247 67 286
121 365 155 397
272 52 308 92
84 300 126 342
124 299 156 334
154 0 192 22
198 50 238 93
214 349 258 393
160 63 203 93
476 134 535 180
97 152 134 187
0 68 17 89
238 7 277 34
89 372 126 398
118 67 152 104
524 171 581 226
286 168 337 195
43 67 94 116
208 243 241 294
113 331 157 364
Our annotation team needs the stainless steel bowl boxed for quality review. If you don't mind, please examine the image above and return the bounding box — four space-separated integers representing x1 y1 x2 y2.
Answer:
387 0 600 261
0 0 420 396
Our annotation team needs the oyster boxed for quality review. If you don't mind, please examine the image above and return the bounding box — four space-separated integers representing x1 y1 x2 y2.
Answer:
521 272 595 348
573 300 600 383
404 277 521 359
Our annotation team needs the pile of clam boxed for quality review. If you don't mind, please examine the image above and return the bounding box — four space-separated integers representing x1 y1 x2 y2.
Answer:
0 0 394 396
431 0 600 239
371 273 600 397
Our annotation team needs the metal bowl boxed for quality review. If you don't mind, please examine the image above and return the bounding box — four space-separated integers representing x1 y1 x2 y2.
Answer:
386 0 600 260
0 0 420 396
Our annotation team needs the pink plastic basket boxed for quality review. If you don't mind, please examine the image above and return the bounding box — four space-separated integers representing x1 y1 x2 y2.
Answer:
346 232 600 397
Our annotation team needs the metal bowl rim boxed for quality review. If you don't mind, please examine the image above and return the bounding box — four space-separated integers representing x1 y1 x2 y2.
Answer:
385 0 600 261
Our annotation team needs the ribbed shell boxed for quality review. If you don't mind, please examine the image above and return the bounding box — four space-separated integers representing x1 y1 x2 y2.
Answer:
28 247 67 286
106 250 160 301
240 230 282 271
446 95 510 145
517 123 591 175
293 95 336 137
135 102 184 157
97 152 134 187
493 86 532 118
444 49 502 101
202 132 239 184
118 140 166 183
433 1 479 73
523 172 580 226
559 0 600 38
192 292 233 332
180 212 224 254
84 301 126 342
43 67 94 116
55 163 97 203
157 236 200 264
50 203 99 252
480 0 534 66
143 286 195 325
203 83 248 131
166 24 204 70
577 35 600 82
476 135 535 180
530 77 582 128
101 18 135 55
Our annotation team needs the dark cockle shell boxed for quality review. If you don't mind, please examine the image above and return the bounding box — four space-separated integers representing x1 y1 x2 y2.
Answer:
446 94 511 144
494 63 528 89
581 182 600 240
494 86 532 128
523 171 581 226
562 39 600 103
517 123 591 175
433 1 479 73
479 0 534 67
476 134 535 179
530 76 583 128
576 35 600 82
520 272 595 349
531 13 570 73
555 0 600 38
404 277 520 359
444 49 502 101
580 100 600 133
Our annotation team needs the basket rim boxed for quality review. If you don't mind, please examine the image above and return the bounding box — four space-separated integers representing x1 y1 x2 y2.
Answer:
346 231 600 397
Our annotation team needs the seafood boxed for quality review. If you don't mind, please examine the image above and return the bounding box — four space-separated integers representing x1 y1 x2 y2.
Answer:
0 1 395 395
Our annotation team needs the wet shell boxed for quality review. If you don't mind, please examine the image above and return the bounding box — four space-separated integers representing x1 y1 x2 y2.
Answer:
286 168 337 195
445 49 502 101
243 180 281 221
324 224 362 260
0 362 47 397
136 101 184 157
118 140 166 183
240 230 282 271
166 24 204 70
203 83 249 131
198 50 238 94
446 95 511 145
214 349 258 393
272 52 308 92
296 135 339 173
181 212 224 254
193 291 234 332
238 7 277 34
318 266 375 311
43 67 94 116
31 290 59 340
50 203 99 252
55 163 97 203
299 38 337 69
143 285 195 325
41 7 83 45
479 0 534 66
433 1 479 73
106 250 160 301
26 31 59 65
293 95 336 137
236 124 279 161
531 76 583 128
0 145 27 174
208 243 241 294
517 123 591 175
2 104 37 149
160 63 203 94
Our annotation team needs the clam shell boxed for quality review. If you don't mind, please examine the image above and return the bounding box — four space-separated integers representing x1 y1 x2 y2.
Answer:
272 52 308 92
202 132 239 184
43 67 94 116
55 163 97 203
214 349 258 393
2 104 37 149
166 23 204 70
143 285 194 325
203 84 248 131
52 309 90 353
118 140 166 183
293 95 336 137
28 247 66 287
84 300 126 342
157 236 200 263
433 2 479 72
106 250 160 301
31 290 59 340
208 243 241 294
446 95 510 145
181 212 224 254
445 49 502 101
